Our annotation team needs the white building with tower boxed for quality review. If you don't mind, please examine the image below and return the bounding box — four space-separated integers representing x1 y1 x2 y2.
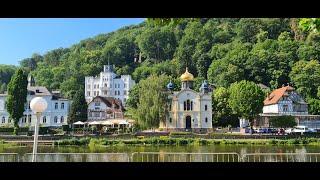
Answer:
84 64 135 106
161 68 213 133
0 75 70 128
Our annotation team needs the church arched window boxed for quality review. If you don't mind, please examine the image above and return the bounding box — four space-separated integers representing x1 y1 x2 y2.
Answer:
191 101 193 111
205 105 207 111
205 117 208 123
184 101 186 111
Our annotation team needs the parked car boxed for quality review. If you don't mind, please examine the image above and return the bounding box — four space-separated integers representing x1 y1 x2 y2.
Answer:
271 128 278 134
285 128 294 134
254 128 265 133
292 126 313 134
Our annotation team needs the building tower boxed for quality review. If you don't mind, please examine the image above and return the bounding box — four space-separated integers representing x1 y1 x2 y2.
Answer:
180 67 194 90
28 75 35 87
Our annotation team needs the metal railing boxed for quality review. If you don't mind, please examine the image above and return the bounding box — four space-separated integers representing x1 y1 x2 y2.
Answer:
1 152 320 162
241 153 320 162
131 152 240 162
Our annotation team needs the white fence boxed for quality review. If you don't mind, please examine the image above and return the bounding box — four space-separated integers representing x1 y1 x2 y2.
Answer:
1 152 320 162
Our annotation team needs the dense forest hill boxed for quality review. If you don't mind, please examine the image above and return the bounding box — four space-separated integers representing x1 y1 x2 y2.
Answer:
1 18 320 113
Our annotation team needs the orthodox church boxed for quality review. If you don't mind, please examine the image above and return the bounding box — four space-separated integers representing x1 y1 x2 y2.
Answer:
161 68 213 133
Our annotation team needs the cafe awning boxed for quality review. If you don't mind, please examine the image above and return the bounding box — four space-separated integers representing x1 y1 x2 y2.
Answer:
74 121 85 125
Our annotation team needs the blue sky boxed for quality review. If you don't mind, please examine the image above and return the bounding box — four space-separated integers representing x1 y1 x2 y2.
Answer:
0 18 145 65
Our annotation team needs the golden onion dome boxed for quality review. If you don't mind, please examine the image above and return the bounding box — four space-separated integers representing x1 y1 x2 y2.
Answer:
180 67 194 81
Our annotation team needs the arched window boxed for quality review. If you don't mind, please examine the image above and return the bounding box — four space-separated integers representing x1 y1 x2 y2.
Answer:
28 116 31 123
191 101 193 111
186 100 191 111
205 105 207 111
54 116 58 123
55 103 58 109
205 117 208 123
60 116 64 123
61 103 64 109
2 117 5 123
169 117 172 123
43 116 46 123
184 101 186 111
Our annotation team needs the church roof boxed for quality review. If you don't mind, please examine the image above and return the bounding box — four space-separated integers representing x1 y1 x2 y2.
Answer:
264 85 296 105
180 67 194 81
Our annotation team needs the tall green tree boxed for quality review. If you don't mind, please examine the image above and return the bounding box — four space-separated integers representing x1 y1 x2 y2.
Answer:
212 87 239 127
68 88 88 123
290 60 320 98
129 74 169 130
5 68 28 135
228 80 264 129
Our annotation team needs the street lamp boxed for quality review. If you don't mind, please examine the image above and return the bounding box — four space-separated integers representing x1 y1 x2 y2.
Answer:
30 97 47 162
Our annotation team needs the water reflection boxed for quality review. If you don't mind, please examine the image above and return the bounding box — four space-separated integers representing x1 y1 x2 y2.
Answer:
0 145 320 162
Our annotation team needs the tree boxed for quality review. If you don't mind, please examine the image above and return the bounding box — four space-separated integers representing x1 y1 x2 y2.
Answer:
228 80 265 129
299 18 320 33
0 83 7 94
5 68 28 135
290 60 320 98
212 87 239 127
126 84 140 109
306 98 320 115
269 116 297 128
136 27 177 61
68 88 88 124
129 74 169 130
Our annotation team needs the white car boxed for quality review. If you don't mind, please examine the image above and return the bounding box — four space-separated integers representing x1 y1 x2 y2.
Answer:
292 126 313 134
285 128 294 134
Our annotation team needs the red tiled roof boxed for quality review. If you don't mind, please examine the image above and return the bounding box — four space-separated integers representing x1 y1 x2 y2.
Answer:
264 85 294 105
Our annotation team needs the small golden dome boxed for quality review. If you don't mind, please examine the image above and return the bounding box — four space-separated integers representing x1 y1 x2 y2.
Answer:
180 67 194 81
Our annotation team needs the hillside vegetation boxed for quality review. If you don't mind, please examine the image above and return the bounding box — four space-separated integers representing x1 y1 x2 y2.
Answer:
2 18 320 116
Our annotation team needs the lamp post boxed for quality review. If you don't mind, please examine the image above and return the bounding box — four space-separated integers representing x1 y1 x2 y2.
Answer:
30 97 47 162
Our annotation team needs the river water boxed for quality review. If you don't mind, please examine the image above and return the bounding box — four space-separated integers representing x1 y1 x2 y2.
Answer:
1 145 319 162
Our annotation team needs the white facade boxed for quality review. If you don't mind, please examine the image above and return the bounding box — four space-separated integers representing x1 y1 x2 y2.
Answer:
87 96 124 121
0 86 69 128
263 91 308 115
162 68 213 132
85 65 135 106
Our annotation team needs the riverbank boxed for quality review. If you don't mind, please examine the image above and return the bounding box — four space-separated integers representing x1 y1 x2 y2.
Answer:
52 136 320 147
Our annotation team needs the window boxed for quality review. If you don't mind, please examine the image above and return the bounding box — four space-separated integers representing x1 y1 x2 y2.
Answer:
169 117 172 123
124 84 127 88
124 91 127 95
94 112 100 117
97 91 99 96
54 116 58 123
101 112 105 117
43 116 46 123
118 91 120 95
55 103 58 109
169 103 172 110
205 105 208 111
283 105 289 112
95 102 100 106
87 91 91 96
205 117 208 123
184 101 186 111
1 117 5 123
61 103 64 109
60 116 64 123
28 116 31 123
94 91 96 96
184 100 191 111
94 85 96 89
97 84 99 88
105 83 107 87
89 112 92 117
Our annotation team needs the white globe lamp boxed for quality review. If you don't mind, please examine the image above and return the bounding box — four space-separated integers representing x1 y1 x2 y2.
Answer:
30 97 47 162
